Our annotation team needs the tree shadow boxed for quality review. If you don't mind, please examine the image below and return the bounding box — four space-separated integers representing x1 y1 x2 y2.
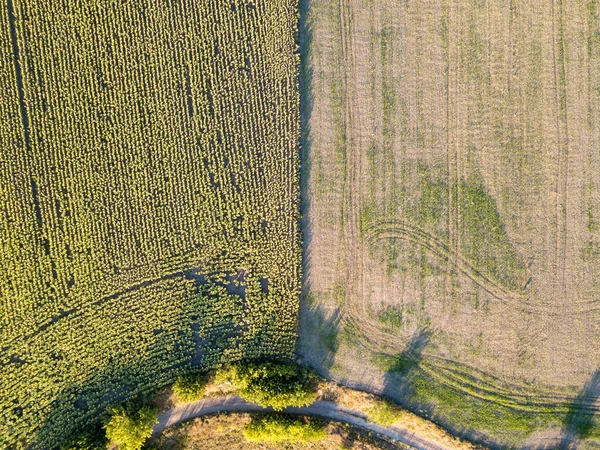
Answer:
337 420 402 450
556 369 600 450
380 328 431 400
29 356 177 449
298 293 342 374
387 329 429 376
25 271 293 448
377 330 499 447
298 0 314 282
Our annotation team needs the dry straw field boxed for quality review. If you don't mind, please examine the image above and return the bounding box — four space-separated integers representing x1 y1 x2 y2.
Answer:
299 0 600 447
0 0 300 447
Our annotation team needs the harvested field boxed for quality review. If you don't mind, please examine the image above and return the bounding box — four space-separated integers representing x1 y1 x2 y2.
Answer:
299 0 600 447
0 0 300 447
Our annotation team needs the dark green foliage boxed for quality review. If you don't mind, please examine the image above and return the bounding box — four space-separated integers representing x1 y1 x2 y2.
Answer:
215 362 317 410
367 400 400 427
59 425 107 450
172 373 209 403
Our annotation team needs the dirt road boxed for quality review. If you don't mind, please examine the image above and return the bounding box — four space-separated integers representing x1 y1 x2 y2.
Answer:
152 395 455 450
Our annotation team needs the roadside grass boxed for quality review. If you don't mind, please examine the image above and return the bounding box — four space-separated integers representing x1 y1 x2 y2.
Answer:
381 361 599 446
409 371 547 436
367 346 600 446
317 382 477 450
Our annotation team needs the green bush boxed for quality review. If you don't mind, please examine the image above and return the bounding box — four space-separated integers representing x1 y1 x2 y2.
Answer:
215 362 317 410
243 414 327 443
367 400 400 427
104 404 158 450
172 373 209 403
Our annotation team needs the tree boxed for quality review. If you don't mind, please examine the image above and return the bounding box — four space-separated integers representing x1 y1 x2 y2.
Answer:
104 404 157 450
215 361 317 410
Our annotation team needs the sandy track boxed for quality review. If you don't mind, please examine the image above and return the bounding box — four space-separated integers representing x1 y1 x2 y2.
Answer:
152 395 454 450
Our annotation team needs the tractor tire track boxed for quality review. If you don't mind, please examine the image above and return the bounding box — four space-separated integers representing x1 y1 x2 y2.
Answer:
551 0 570 304
363 221 600 316
338 0 367 327
419 360 600 414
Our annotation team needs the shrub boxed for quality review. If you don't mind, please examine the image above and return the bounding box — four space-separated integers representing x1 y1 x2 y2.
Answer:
215 362 317 410
243 414 327 443
172 373 209 403
367 399 400 427
104 404 158 450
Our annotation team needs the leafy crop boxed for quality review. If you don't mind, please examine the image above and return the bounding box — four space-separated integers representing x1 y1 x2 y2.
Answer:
0 0 300 447
59 427 106 450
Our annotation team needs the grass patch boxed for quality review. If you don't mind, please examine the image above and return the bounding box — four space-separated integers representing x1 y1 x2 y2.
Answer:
376 306 403 329
460 179 528 290
330 76 347 175
408 369 561 440
215 362 317 411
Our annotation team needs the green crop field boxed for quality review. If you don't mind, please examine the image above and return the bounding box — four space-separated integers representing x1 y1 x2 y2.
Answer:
0 0 299 447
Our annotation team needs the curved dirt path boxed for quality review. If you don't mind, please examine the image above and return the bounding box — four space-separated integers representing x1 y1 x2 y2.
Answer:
152 395 453 450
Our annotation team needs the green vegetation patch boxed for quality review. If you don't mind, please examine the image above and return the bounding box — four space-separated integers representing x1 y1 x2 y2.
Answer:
376 306 403 330
460 179 528 290
243 414 327 444
104 404 158 450
215 362 318 410
408 370 552 440
0 0 300 447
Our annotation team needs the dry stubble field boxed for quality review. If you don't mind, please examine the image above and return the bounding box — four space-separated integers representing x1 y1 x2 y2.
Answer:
299 0 600 447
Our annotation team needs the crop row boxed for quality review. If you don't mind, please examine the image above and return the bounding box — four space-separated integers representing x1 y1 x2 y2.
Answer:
0 0 300 447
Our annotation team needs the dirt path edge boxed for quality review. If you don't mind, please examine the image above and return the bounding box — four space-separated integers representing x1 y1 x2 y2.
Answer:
152 395 455 450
